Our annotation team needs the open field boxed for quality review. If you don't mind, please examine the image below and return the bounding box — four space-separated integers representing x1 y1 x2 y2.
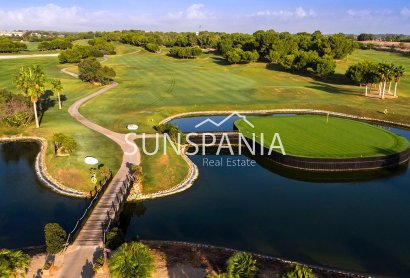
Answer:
136 138 189 194
0 57 122 192
79 49 410 134
235 115 410 158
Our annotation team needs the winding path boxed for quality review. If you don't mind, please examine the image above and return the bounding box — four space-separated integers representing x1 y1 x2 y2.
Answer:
57 67 139 277
0 53 59 60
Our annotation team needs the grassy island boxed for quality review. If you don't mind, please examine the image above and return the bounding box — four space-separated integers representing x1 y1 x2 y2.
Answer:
235 115 410 158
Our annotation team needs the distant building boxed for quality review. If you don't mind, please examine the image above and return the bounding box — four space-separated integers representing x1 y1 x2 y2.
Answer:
0 31 24 37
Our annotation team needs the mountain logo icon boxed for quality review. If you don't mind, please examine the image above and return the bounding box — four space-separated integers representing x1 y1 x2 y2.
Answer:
194 112 254 129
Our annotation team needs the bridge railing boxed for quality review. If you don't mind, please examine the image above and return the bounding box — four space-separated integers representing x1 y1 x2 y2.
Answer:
64 172 113 248
102 174 135 245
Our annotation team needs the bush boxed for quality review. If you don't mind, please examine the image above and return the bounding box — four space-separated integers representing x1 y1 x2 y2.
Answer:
169 46 202 58
58 45 104 64
281 264 316 278
105 227 125 250
108 242 155 278
226 252 257 278
0 89 33 127
78 57 116 84
154 123 184 143
88 38 116 55
38 38 72 51
44 223 67 254
52 133 77 155
225 48 259 64
0 38 27 53
0 249 30 277
93 256 105 272
145 43 160 53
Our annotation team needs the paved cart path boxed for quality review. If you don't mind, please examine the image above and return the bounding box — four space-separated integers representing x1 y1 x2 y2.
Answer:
57 67 139 278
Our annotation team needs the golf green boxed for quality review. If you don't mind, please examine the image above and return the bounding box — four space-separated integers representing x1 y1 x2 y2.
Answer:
235 115 410 158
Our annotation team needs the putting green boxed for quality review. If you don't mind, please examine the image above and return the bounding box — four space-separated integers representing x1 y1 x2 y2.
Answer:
235 115 410 158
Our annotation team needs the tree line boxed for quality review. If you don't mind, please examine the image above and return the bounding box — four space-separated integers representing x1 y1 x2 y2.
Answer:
169 46 202 58
38 38 73 51
357 33 410 42
346 62 405 98
105 29 355 77
0 38 27 53
58 38 116 63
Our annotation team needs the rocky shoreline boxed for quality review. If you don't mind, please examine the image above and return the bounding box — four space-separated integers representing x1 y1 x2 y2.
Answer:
142 240 373 278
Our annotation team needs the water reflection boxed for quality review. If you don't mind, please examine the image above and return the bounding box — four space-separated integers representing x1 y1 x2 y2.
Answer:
0 142 88 249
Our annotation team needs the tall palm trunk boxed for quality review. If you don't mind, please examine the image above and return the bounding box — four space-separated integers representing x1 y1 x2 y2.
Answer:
365 84 368 96
32 101 39 128
388 82 392 95
394 82 398 97
382 82 387 99
58 92 62 109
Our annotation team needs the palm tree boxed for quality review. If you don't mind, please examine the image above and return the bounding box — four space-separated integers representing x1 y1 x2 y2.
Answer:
226 252 258 278
51 79 63 109
377 63 385 98
386 63 395 96
108 242 155 278
0 249 30 278
393 65 405 97
281 264 316 278
15 65 46 128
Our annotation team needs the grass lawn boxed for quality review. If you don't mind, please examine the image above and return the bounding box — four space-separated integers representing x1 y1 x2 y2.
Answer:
136 138 189 194
79 49 410 135
0 57 122 192
235 115 410 158
1 44 410 193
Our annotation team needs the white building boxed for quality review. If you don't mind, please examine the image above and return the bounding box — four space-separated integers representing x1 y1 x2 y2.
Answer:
0 31 24 37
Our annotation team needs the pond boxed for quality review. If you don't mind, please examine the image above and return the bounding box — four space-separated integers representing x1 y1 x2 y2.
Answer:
121 115 410 277
0 142 88 249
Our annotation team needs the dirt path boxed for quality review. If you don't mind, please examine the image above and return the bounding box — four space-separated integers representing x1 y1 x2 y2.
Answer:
0 53 58 60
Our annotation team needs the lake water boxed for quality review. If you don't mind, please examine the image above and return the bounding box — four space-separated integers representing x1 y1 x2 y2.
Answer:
0 142 88 249
121 115 410 277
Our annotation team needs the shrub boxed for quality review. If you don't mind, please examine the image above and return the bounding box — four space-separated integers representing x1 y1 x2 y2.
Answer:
93 256 105 272
105 227 125 250
226 252 257 278
145 43 160 53
108 242 155 278
0 89 33 127
281 264 316 278
0 249 30 277
78 57 116 85
52 133 77 155
0 38 27 53
169 46 202 58
44 223 67 254
38 38 72 51
154 123 185 143
225 48 259 64
58 45 104 64
88 38 116 55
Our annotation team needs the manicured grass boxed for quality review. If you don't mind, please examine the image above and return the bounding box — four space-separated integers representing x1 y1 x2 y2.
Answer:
136 138 189 194
235 115 410 158
0 57 122 192
79 49 410 135
1 45 410 193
